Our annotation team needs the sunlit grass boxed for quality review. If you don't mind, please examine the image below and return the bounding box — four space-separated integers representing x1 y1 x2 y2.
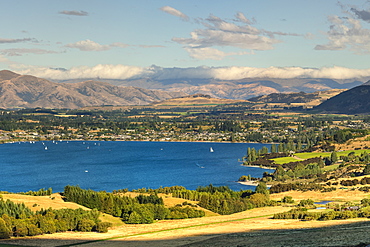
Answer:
337 149 369 156
322 163 340 172
272 157 300 164
295 152 331 159
272 149 370 165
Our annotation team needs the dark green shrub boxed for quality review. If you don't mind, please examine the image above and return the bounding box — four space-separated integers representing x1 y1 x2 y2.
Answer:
95 222 112 233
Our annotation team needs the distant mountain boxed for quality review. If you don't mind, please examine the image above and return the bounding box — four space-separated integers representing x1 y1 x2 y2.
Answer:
313 82 370 114
248 89 345 104
0 70 186 109
0 70 19 81
151 93 248 106
56 77 364 100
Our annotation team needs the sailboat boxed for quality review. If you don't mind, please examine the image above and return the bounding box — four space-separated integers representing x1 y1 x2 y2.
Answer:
210 147 214 152
195 162 205 168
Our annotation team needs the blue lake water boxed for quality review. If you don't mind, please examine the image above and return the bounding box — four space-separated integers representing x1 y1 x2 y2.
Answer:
0 141 274 192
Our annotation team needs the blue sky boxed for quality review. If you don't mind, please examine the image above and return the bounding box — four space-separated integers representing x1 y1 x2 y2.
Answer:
2 0 370 80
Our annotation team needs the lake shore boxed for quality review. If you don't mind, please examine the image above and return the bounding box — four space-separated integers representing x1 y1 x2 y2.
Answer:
243 164 275 170
237 180 259 186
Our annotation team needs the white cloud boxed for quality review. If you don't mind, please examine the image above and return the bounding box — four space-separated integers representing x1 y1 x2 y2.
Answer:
172 12 306 60
65 39 111 51
234 12 252 24
160 6 189 21
315 15 370 53
173 14 278 50
14 64 151 80
12 64 370 81
65 40 159 51
185 47 252 60
210 66 370 80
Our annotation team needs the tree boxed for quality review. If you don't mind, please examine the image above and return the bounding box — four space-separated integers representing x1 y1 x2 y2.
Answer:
249 193 269 207
330 151 338 163
95 222 112 233
281 196 294 203
0 218 11 239
13 220 28 237
261 146 269 154
296 141 302 151
77 219 95 232
127 211 142 224
271 144 277 153
278 143 285 153
364 164 370 175
247 148 257 162
255 182 269 196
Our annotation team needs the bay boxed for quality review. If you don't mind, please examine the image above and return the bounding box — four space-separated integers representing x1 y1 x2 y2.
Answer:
0 141 274 192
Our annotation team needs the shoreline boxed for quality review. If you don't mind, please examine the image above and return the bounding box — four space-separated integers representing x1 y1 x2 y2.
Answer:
0 136 276 145
243 164 276 170
237 180 272 188
0 139 275 146
237 180 259 186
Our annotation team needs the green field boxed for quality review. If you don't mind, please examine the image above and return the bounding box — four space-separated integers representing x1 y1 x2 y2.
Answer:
271 157 300 164
322 163 341 172
294 152 331 159
272 149 370 165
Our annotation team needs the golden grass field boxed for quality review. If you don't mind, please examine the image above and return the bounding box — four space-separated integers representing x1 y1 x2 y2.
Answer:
1 189 370 247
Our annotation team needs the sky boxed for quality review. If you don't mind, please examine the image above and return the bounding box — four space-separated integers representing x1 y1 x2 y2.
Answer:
2 0 370 80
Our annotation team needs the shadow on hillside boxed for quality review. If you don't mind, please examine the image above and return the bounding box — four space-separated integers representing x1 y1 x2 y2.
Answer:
1 220 370 247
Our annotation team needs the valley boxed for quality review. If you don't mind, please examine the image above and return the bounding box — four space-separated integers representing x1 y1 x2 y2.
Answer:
1 71 370 246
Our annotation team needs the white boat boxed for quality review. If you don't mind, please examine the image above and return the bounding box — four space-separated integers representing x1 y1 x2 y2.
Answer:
44 146 48 150
210 147 214 152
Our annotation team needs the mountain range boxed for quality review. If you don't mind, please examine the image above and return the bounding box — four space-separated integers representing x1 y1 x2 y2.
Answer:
56 77 364 100
0 70 368 110
0 70 185 109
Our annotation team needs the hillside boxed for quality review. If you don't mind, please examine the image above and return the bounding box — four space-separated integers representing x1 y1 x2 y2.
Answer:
0 70 186 109
248 89 344 105
314 83 370 114
1 191 370 247
151 93 248 106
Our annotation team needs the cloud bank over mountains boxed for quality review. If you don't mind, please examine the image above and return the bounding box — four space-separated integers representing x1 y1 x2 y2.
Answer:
13 64 370 81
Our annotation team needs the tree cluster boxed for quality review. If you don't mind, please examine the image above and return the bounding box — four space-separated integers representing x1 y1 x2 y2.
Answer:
0 198 110 239
63 185 204 224
172 184 270 215
18 188 53 197
340 177 370 186
269 182 326 193
272 161 323 182
273 207 370 221
0 188 53 197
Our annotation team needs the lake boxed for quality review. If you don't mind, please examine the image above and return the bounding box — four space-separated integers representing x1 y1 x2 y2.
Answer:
0 141 274 192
